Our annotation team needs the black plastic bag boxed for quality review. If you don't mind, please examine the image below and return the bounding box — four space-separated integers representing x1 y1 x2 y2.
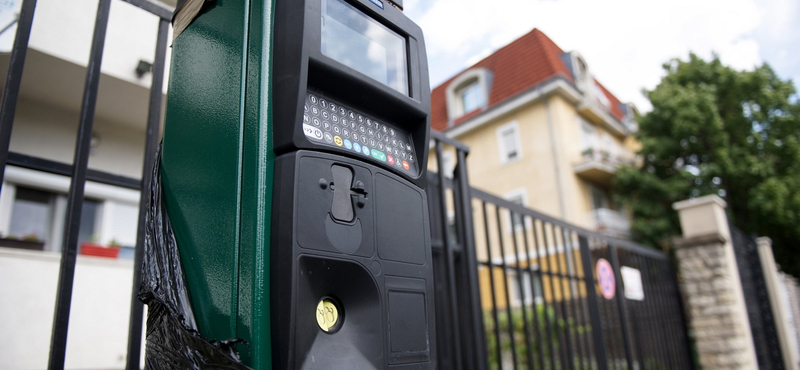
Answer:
138 144 251 370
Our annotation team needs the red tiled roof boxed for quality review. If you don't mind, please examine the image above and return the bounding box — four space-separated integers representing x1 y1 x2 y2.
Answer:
431 28 626 132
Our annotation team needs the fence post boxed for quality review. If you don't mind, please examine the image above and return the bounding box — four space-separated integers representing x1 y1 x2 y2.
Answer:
672 195 759 369
756 237 800 370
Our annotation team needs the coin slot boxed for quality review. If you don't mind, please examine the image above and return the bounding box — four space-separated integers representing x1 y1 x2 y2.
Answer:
315 296 343 333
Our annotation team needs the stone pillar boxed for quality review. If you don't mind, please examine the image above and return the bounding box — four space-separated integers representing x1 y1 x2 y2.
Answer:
672 195 759 370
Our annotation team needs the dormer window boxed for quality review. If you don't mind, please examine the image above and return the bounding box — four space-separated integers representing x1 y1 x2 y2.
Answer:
445 68 491 122
460 82 484 114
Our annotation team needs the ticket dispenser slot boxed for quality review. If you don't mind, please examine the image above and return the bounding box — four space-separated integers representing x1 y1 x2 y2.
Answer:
271 0 434 368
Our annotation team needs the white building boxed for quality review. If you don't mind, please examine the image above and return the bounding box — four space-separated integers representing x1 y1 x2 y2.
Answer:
1 0 173 251
0 0 175 368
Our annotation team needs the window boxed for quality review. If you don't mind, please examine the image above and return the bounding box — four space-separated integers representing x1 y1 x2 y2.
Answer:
589 185 610 210
508 270 544 306
504 189 528 232
8 187 53 244
459 82 484 114
497 121 522 164
579 118 598 152
445 68 491 121
3 185 102 252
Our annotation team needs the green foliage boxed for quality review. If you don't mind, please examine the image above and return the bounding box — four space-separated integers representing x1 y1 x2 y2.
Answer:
484 305 593 370
614 53 800 277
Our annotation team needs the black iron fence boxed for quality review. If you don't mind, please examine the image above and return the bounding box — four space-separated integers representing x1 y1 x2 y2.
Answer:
428 131 695 370
731 226 785 370
0 1 169 369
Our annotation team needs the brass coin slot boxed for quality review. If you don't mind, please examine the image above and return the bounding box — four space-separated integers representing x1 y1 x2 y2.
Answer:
316 297 341 333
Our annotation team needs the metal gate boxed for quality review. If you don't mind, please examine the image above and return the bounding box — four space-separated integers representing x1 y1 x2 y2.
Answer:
731 226 785 369
0 1 169 369
428 132 695 370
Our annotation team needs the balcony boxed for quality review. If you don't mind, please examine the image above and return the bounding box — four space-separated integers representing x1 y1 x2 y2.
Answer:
585 208 630 238
573 148 635 187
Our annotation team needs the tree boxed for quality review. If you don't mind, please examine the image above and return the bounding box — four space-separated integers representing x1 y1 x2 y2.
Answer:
614 53 800 278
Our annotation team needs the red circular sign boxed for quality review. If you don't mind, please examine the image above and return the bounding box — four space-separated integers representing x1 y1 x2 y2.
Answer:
596 258 616 300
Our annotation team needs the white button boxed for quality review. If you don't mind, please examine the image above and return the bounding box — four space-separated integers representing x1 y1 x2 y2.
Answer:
303 124 323 140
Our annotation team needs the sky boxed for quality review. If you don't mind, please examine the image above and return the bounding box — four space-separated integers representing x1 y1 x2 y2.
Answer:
402 0 800 111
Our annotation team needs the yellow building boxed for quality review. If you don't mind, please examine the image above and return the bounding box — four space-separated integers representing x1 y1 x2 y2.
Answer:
429 28 638 239
427 29 639 309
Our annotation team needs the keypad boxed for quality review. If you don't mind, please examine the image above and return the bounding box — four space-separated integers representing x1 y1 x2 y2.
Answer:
302 92 417 175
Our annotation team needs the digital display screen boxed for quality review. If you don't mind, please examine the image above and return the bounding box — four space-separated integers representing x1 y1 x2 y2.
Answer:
321 0 409 96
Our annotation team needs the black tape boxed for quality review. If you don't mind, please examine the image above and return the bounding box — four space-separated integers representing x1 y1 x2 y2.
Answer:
138 144 251 370
172 0 216 23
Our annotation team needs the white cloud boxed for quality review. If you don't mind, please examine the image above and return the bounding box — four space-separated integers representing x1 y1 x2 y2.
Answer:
405 0 778 111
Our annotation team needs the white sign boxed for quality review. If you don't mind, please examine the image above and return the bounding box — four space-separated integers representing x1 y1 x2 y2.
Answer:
620 266 644 301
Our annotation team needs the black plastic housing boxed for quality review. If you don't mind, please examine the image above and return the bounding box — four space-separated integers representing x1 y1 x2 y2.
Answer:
272 0 431 188
271 151 436 370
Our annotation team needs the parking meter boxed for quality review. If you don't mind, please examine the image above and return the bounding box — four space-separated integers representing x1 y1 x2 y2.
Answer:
160 0 434 369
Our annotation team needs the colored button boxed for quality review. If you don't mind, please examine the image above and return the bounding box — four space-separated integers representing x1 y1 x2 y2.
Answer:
362 146 370 156
402 161 410 170
344 139 352 149
371 149 387 162
334 136 343 146
387 155 395 165
353 142 361 153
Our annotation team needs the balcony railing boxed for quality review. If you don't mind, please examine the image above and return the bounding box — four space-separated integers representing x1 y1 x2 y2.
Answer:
585 208 631 238
573 148 635 186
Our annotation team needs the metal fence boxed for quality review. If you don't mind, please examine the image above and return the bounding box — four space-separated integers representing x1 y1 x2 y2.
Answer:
0 1 170 369
428 131 695 370
731 225 785 369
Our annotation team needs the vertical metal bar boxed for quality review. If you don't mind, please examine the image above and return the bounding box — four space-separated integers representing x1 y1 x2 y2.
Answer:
47 1 111 369
125 17 169 370
653 259 677 368
495 206 519 370
534 221 557 370
0 0 38 191
668 258 695 369
572 233 596 369
482 202 504 369
434 141 463 370
579 236 608 370
607 244 634 370
521 215 546 370
552 226 574 370
640 257 669 369
561 229 586 370
453 148 488 370
509 211 535 369
545 223 568 369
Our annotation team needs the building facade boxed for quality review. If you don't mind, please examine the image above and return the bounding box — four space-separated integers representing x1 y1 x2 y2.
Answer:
428 29 639 239
0 0 173 252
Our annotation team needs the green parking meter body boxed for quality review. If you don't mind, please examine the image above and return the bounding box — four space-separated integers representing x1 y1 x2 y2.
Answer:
161 0 434 368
